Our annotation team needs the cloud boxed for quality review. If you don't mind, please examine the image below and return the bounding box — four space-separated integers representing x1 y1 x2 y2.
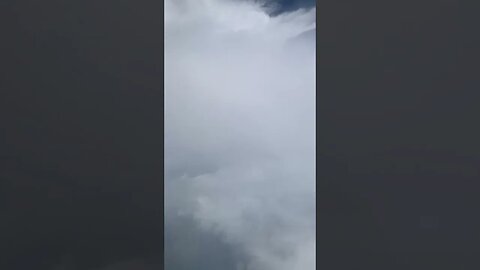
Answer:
165 0 315 270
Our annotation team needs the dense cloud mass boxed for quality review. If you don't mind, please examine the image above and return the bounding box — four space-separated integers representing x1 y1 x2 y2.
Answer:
165 0 316 269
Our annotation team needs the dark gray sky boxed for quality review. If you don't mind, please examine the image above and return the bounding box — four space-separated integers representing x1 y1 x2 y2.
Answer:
267 0 315 14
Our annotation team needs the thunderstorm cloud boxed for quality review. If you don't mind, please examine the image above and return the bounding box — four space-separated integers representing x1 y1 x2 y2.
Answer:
165 0 316 269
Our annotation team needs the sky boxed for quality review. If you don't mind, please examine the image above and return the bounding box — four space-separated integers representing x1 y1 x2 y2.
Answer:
3 0 478 269
1 0 314 270
165 0 316 270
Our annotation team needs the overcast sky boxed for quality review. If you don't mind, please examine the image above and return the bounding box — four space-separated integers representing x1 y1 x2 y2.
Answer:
165 0 316 269
3 0 478 269
1 0 315 269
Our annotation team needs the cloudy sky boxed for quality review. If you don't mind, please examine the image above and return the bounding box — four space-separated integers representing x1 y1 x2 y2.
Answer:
3 0 479 269
1 1 314 269
165 0 316 269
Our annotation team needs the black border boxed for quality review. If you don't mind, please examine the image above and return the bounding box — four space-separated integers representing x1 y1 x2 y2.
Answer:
1 1 165 269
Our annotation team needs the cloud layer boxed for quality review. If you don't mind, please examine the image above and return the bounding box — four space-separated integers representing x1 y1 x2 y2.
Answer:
165 1 316 269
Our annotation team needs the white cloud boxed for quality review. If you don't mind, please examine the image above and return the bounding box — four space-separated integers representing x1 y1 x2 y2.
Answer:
165 0 315 269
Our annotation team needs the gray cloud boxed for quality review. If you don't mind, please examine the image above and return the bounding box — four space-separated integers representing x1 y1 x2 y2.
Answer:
165 0 315 269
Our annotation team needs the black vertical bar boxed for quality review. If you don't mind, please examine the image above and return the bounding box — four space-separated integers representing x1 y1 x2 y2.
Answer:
317 0 478 269
0 1 164 269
